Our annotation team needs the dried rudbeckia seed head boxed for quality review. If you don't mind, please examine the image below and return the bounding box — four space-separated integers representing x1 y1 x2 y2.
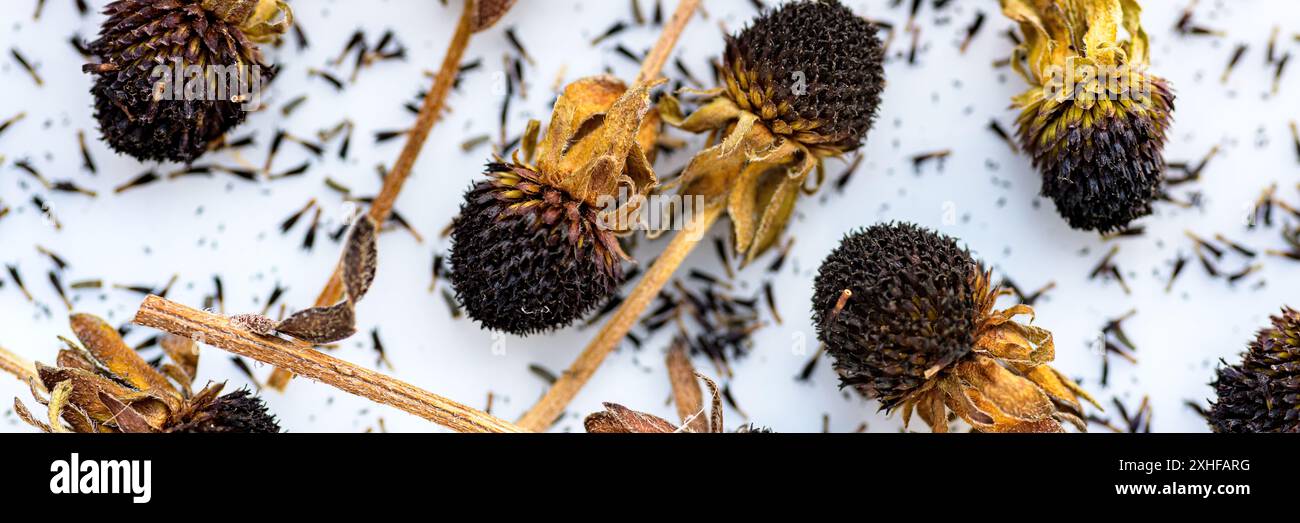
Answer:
812 222 1099 432
1209 307 1300 433
1002 0 1175 233
450 76 660 336
450 164 629 336
168 388 281 433
85 0 292 163
812 223 978 406
724 0 885 153
11 314 281 433
659 0 886 263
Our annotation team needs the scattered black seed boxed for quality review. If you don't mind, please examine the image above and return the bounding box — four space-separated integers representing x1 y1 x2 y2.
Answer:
1001 278 1055 307
528 364 558 385
505 27 533 64
592 22 628 45
631 0 645 24
213 275 225 314
1221 44 1247 83
334 30 365 66
75 130 96 174
910 149 950 173
35 246 67 271
0 112 25 137
833 153 865 193
7 265 33 302
441 288 462 319
1088 246 1129 294
69 35 91 57
371 329 391 369
1165 254 1188 293
767 238 794 273
374 129 409 143
260 284 287 316
428 253 445 292
323 178 351 195
763 281 782 325
11 48 43 86
987 120 1017 153
674 58 702 87
614 44 641 64
292 22 309 50
1098 310 1138 386
280 200 316 234
31 196 60 229
797 346 823 382
653 0 662 25
959 11 984 53
713 237 734 280
229 357 261 389
281 95 308 116
302 207 322 250
309 68 345 90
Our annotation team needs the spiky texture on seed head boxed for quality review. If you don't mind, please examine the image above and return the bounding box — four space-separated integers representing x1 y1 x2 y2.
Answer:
450 164 627 336
85 0 277 163
1015 74 1176 233
812 223 979 409
724 0 885 153
1209 308 1300 433
169 389 282 433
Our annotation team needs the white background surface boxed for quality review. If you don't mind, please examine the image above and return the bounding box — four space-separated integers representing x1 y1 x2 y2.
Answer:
1 0 1296 433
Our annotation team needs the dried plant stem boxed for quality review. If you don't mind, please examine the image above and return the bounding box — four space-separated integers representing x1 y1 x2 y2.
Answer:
134 295 526 433
0 345 37 385
267 0 479 390
517 204 722 431
636 0 700 83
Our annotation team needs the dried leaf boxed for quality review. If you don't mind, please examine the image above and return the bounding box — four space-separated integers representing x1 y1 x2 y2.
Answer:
342 215 379 303
70 313 176 397
275 301 357 344
97 391 158 433
584 403 678 433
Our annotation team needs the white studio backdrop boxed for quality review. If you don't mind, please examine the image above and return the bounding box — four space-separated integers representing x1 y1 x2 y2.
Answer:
1 0 1297 432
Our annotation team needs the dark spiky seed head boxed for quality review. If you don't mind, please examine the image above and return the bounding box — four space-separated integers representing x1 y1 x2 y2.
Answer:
812 223 979 409
86 0 275 163
725 0 885 152
169 389 281 433
1209 308 1300 433
1017 77 1176 233
450 164 625 336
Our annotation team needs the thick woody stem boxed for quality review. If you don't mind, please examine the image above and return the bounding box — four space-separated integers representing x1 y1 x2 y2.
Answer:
0 345 37 385
636 0 700 83
517 204 722 431
134 295 526 433
267 0 478 390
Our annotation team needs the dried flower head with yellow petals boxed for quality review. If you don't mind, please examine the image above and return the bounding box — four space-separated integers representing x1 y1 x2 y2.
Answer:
1001 0 1175 233
11 314 279 433
812 223 1099 433
660 0 884 263
84 0 293 163
450 76 662 336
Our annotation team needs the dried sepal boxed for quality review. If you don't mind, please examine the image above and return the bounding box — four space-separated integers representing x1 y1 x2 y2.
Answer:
666 338 708 432
97 391 159 433
13 397 52 433
160 334 200 385
588 370 732 434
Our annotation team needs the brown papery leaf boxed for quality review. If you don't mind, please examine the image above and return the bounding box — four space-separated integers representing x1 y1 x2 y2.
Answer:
957 356 1056 423
342 215 379 303
471 0 517 32
695 371 723 433
584 403 678 433
275 301 357 344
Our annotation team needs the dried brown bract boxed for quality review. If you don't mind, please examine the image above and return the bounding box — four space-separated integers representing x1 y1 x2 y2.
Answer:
586 371 742 433
232 215 378 344
11 314 279 433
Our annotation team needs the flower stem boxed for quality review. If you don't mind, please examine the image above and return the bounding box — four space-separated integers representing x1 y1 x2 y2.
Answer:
0 345 37 385
134 295 526 433
268 0 479 390
517 203 722 431
637 0 701 83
